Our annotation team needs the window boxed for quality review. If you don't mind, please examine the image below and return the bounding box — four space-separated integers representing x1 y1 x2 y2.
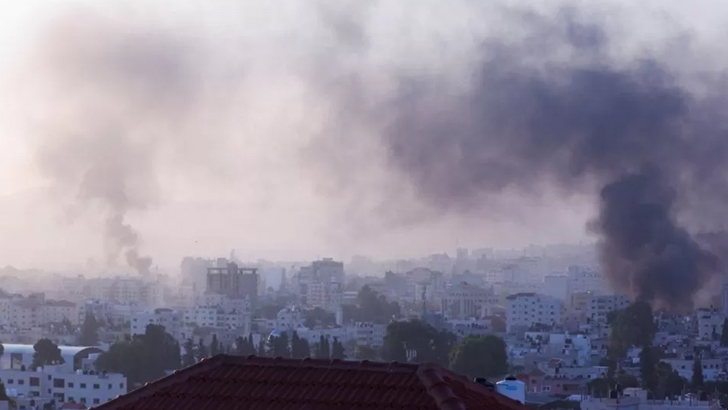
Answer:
120 383 124 389
108 384 112 389
93 398 100 404
30 377 39 387
80 383 87 389
7 379 13 385
18 379 25 385
80 397 86 404
53 379 65 388
68 382 74 388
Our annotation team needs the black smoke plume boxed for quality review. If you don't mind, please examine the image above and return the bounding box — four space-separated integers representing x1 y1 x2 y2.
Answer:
313 8 728 309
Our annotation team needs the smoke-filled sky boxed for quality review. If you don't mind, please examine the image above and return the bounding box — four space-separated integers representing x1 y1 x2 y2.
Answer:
1 0 728 305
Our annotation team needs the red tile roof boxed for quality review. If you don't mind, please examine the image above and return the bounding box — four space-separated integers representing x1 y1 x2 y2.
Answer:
95 355 526 410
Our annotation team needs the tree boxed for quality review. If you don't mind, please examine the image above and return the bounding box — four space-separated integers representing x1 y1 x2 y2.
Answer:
331 337 346 359
692 356 704 390
144 324 181 375
721 319 728 347
32 339 64 368
259 304 285 320
640 345 659 392
355 345 379 361
96 324 181 388
269 332 291 358
355 286 401 324
235 335 256 356
196 338 209 361
0 380 16 408
316 336 330 359
79 312 100 346
291 332 311 359
449 335 508 379
490 316 506 333
304 308 336 329
182 338 196 367
656 361 687 399
608 301 656 359
210 334 221 357
257 339 266 356
382 320 455 366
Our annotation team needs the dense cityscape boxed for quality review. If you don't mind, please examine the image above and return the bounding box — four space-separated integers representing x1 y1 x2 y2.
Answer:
0 243 724 409
3 1 728 410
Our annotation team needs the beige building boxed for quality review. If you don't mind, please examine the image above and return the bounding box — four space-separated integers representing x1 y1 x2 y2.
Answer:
440 282 498 319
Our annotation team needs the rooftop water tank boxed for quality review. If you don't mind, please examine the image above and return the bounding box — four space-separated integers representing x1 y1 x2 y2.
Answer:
495 376 525 404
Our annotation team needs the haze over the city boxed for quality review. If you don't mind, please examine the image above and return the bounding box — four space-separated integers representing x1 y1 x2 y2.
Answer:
0 0 726 273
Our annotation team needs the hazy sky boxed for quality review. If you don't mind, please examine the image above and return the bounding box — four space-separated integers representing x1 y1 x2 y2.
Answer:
0 0 725 270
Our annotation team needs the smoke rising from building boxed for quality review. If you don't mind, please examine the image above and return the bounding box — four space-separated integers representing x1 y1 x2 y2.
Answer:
7 2 728 306
24 10 213 273
309 6 728 308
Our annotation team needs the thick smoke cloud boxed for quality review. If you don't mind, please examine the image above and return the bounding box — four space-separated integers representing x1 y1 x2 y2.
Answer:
312 8 728 308
13 1 728 307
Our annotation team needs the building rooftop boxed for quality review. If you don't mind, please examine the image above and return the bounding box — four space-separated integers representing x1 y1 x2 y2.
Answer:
2 344 102 358
95 355 527 410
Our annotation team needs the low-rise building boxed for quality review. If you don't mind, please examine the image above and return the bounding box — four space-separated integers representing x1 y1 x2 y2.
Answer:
0 365 126 408
131 308 182 338
352 322 386 348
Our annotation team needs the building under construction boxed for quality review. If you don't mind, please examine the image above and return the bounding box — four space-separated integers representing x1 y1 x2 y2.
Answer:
206 262 259 309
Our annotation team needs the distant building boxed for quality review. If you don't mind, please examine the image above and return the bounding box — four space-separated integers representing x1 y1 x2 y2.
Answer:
506 293 562 333
206 263 259 309
586 294 629 324
131 308 182 339
295 259 344 311
440 282 498 319
42 300 78 325
566 266 605 297
697 309 724 341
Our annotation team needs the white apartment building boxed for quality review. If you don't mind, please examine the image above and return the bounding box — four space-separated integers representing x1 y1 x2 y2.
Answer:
440 282 498 319
274 307 306 331
697 309 725 341
109 278 152 306
78 300 135 327
0 365 126 408
306 282 343 312
42 300 78 325
11 300 41 330
131 308 182 338
353 322 386 348
586 294 629 324
183 306 251 333
506 293 562 333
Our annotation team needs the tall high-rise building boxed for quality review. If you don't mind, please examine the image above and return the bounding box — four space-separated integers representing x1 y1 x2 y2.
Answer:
206 262 259 309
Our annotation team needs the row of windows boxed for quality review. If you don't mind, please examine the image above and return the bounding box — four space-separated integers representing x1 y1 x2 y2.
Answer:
6 378 124 390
